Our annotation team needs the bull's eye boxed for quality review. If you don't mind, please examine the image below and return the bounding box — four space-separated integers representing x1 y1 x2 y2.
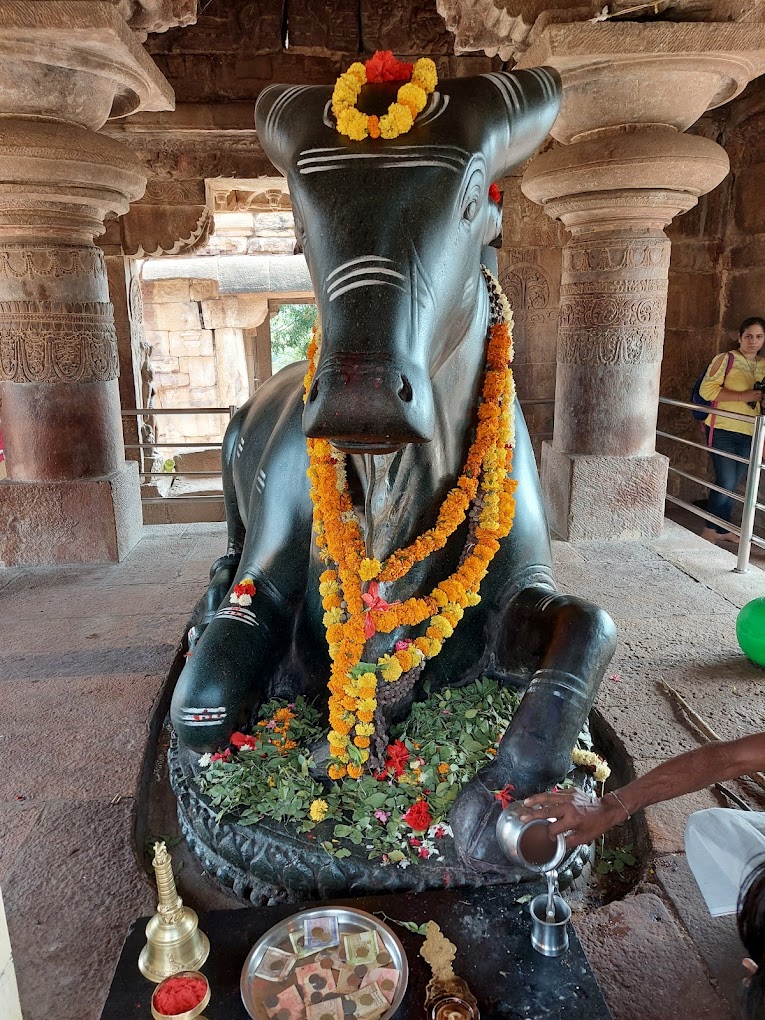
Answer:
293 215 307 251
463 197 480 223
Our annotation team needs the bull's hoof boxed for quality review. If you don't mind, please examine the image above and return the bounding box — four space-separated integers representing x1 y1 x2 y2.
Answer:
450 776 515 874
451 763 553 874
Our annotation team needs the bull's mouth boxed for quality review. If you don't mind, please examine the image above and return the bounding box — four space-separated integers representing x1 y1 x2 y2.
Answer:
331 439 409 456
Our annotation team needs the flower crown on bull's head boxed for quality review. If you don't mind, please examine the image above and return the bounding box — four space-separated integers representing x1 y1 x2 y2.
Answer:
332 51 438 141
255 62 562 191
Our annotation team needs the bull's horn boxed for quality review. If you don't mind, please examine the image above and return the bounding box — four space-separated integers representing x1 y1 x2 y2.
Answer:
255 83 325 174
479 67 562 180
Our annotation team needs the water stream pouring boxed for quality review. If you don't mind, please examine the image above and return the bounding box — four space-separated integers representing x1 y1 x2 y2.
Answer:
495 803 571 957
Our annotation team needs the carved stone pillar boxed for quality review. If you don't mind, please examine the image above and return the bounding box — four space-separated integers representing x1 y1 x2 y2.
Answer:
518 23 765 539
0 2 174 564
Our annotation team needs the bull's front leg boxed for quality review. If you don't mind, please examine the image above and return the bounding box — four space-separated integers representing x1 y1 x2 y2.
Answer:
450 584 617 872
171 571 293 752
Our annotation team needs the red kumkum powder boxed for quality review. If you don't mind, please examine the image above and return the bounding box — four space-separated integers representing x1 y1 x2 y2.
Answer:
153 975 207 1015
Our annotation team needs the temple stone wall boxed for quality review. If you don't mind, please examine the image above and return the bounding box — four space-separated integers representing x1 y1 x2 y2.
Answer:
144 0 494 103
141 277 255 447
497 168 567 457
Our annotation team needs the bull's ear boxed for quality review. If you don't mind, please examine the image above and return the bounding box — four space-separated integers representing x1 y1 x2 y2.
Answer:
255 83 314 174
481 67 561 179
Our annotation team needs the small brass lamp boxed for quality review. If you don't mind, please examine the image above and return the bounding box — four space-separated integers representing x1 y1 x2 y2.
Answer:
139 841 210 983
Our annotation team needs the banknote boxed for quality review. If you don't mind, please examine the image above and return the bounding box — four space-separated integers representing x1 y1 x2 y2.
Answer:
262 983 305 1020
254 946 297 983
346 981 389 1019
296 960 338 996
289 929 321 960
343 930 380 966
360 967 398 1004
303 915 340 951
306 996 344 1020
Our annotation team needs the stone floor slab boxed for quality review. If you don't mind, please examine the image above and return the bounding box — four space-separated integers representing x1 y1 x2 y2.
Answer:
0 674 164 802
3 799 155 1020
574 893 734 1020
655 854 746 1014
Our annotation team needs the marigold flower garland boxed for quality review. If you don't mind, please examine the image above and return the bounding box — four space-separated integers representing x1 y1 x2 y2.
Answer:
305 268 518 779
331 50 438 141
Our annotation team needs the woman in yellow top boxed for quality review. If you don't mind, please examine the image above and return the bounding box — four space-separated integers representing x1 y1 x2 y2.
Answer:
699 316 765 544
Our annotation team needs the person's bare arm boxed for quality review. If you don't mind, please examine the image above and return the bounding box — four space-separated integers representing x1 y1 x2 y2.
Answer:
519 733 765 848
716 387 762 404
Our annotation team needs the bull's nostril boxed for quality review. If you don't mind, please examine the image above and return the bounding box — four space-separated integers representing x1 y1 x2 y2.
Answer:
309 380 319 403
398 376 413 403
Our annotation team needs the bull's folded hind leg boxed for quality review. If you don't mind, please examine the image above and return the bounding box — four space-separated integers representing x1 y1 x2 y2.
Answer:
451 584 617 872
171 578 288 753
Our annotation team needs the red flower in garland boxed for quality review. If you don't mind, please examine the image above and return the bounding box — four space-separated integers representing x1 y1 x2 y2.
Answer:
489 183 501 203
384 739 411 779
365 50 413 83
361 581 400 638
230 731 258 751
403 800 433 832
210 748 232 763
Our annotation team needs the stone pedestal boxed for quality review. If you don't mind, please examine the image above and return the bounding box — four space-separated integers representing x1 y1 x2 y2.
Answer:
0 1 175 563
518 22 765 539
0 464 142 565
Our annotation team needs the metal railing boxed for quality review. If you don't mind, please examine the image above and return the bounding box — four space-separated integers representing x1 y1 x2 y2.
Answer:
658 397 765 573
122 406 237 504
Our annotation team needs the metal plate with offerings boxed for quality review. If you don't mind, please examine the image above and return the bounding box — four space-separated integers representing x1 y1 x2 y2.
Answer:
240 906 408 1020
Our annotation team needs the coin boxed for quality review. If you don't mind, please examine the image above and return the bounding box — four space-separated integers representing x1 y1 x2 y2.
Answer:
276 1012 290 1020
343 1003 357 1017
381 979 394 991
264 996 279 1008
356 947 369 958
308 974 327 989
376 953 392 966
354 965 367 978
319 957 334 970
310 992 323 1004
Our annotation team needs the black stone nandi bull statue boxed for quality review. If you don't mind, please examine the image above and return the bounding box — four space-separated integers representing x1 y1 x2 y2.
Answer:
170 64 617 875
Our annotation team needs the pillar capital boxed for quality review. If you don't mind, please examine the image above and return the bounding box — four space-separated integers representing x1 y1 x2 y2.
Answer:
0 1 174 129
517 22 765 141
0 119 147 245
522 127 730 233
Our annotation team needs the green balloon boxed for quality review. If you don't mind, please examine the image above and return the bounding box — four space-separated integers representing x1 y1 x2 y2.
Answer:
736 598 765 667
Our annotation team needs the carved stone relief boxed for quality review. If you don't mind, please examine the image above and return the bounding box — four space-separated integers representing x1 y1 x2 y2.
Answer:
557 326 665 366
0 300 120 383
0 246 105 281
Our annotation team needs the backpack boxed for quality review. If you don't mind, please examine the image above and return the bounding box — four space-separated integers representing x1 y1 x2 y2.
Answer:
690 352 734 421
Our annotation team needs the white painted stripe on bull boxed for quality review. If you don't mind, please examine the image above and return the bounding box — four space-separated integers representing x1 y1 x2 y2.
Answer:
180 707 227 714
483 73 522 118
416 91 450 126
264 85 303 135
329 279 409 302
528 67 557 104
327 255 394 281
327 266 407 294
299 160 462 175
216 606 259 627
266 86 311 137
298 146 468 166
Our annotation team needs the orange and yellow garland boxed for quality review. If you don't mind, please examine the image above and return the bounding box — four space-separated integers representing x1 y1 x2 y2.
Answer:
332 53 438 142
305 267 518 779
